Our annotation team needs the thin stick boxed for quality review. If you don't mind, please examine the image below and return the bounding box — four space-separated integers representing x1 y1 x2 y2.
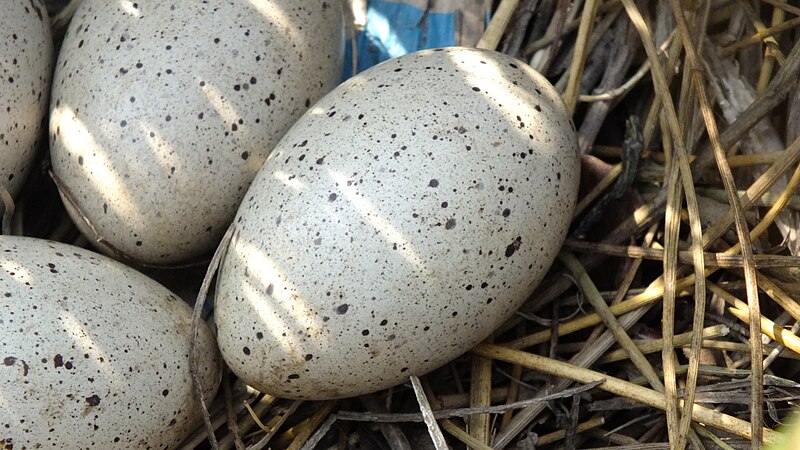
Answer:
189 223 236 450
578 55 653 102
694 39 800 177
300 414 337 450
510 146 800 349
222 368 246 450
563 239 800 268
764 321 800 369
410 376 449 450
753 1 788 95
572 163 622 218
422 380 493 450
338 381 603 422
218 395 277 450
558 252 664 391
721 15 800 55
477 0 521 50
737 0 787 66
468 354 492 448
673 2 765 441
287 401 337 450
537 417 605 446
563 0 600 112
621 3 709 446
492 307 658 448
707 282 800 356
360 394 412 450
597 325 730 364
248 400 302 450
472 344 781 444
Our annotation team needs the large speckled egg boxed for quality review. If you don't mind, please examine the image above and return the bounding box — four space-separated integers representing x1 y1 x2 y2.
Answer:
0 0 52 202
50 0 345 265
0 236 221 449
215 47 580 399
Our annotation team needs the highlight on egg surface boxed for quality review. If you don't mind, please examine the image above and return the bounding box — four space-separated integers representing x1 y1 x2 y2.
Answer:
49 0 345 265
0 235 221 449
215 47 580 400
0 0 52 206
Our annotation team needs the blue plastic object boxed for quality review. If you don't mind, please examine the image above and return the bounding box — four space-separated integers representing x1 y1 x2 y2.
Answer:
344 0 491 78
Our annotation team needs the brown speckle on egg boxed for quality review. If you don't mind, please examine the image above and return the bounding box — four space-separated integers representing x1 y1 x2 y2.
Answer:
0 236 221 448
215 47 579 400
48 0 346 265
0 0 52 205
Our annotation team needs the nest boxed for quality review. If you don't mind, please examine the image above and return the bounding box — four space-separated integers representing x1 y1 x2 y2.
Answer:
17 0 800 449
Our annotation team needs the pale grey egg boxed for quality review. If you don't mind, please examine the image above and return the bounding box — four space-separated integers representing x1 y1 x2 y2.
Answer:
0 0 52 203
49 0 345 264
215 47 580 400
0 236 220 449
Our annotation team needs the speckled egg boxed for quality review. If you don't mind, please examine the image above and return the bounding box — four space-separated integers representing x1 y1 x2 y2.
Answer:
0 0 52 201
215 47 580 399
49 0 345 265
0 236 221 449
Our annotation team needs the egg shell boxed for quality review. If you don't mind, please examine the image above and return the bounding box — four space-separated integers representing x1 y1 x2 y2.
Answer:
0 236 221 449
0 0 52 201
49 0 345 265
215 47 580 399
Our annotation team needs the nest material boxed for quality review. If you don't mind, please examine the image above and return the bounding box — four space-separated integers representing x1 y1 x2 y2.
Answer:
20 0 800 449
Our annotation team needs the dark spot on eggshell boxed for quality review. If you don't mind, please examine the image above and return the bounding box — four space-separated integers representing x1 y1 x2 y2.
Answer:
505 237 522 257
85 395 101 406
213 47 579 401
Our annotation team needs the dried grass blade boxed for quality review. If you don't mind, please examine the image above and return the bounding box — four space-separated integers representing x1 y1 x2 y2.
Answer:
620 2 708 446
558 252 664 390
468 354 492 448
508 135 800 348
694 41 800 180
721 15 800 55
707 282 800 357
671 2 764 444
499 355 523 431
421 379 493 450
286 401 338 450
563 0 600 112
190 223 235 450
492 306 658 448
473 344 780 443
247 400 302 450
536 417 605 446
564 239 800 268
598 325 729 364
218 395 276 450
410 376 449 450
